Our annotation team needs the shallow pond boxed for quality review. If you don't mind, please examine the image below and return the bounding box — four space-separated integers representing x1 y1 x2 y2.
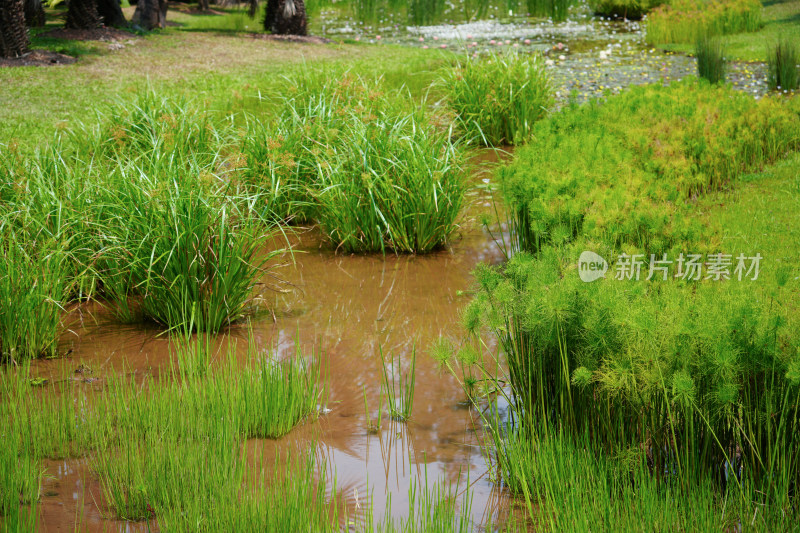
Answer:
28 152 523 531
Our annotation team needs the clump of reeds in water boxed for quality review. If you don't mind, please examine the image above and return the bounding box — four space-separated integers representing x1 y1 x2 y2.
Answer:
444 51 552 146
768 37 799 91
695 33 726 84
247 68 466 254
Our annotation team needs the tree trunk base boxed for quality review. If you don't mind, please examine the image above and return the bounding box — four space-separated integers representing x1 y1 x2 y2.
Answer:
264 0 307 35
65 0 102 29
0 0 29 58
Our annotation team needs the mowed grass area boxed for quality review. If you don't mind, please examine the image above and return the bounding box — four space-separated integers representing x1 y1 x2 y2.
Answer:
658 0 800 61
1 16 452 150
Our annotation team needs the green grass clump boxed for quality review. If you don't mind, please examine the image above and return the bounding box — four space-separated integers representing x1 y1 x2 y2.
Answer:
103 173 277 332
646 0 762 45
315 112 464 253
443 52 552 146
525 0 574 22
243 68 465 253
497 80 800 254
0 233 65 363
76 91 227 173
695 34 727 83
587 0 662 19
0 338 327 528
487 429 793 531
768 36 800 91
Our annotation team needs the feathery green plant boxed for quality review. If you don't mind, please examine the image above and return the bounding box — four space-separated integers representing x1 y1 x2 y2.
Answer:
498 80 800 254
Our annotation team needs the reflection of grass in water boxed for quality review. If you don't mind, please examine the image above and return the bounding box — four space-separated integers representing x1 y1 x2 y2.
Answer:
0 340 479 530
1 339 328 528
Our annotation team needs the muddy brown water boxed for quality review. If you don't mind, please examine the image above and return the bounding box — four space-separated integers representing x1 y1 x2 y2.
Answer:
27 151 524 532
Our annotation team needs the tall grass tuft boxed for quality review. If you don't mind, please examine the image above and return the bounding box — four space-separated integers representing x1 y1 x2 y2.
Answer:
0 232 65 363
256 68 466 254
444 51 552 146
588 0 662 19
695 34 726 84
525 0 573 22
103 170 279 332
768 37 799 91
315 113 465 253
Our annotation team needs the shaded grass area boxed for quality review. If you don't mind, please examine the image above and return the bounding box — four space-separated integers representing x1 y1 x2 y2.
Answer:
659 0 800 61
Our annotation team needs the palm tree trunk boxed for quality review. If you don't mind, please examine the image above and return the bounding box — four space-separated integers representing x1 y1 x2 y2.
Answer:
97 0 126 27
23 0 45 26
132 0 167 29
0 0 29 58
264 0 306 35
65 0 102 29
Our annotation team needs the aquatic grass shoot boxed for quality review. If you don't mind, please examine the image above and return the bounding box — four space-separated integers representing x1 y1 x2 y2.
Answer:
375 473 474 532
444 51 552 146
696 34 726 84
768 37 799 91
380 347 417 421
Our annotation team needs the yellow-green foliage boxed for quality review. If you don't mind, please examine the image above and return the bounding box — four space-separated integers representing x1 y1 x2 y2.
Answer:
588 0 663 19
646 0 763 44
443 52 552 146
498 80 800 254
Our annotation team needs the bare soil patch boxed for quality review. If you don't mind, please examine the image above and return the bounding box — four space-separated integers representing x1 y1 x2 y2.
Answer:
0 50 77 67
248 33 335 45
40 26 139 42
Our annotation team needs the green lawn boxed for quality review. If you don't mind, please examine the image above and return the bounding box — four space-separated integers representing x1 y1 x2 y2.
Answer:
2 11 451 151
658 0 800 61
